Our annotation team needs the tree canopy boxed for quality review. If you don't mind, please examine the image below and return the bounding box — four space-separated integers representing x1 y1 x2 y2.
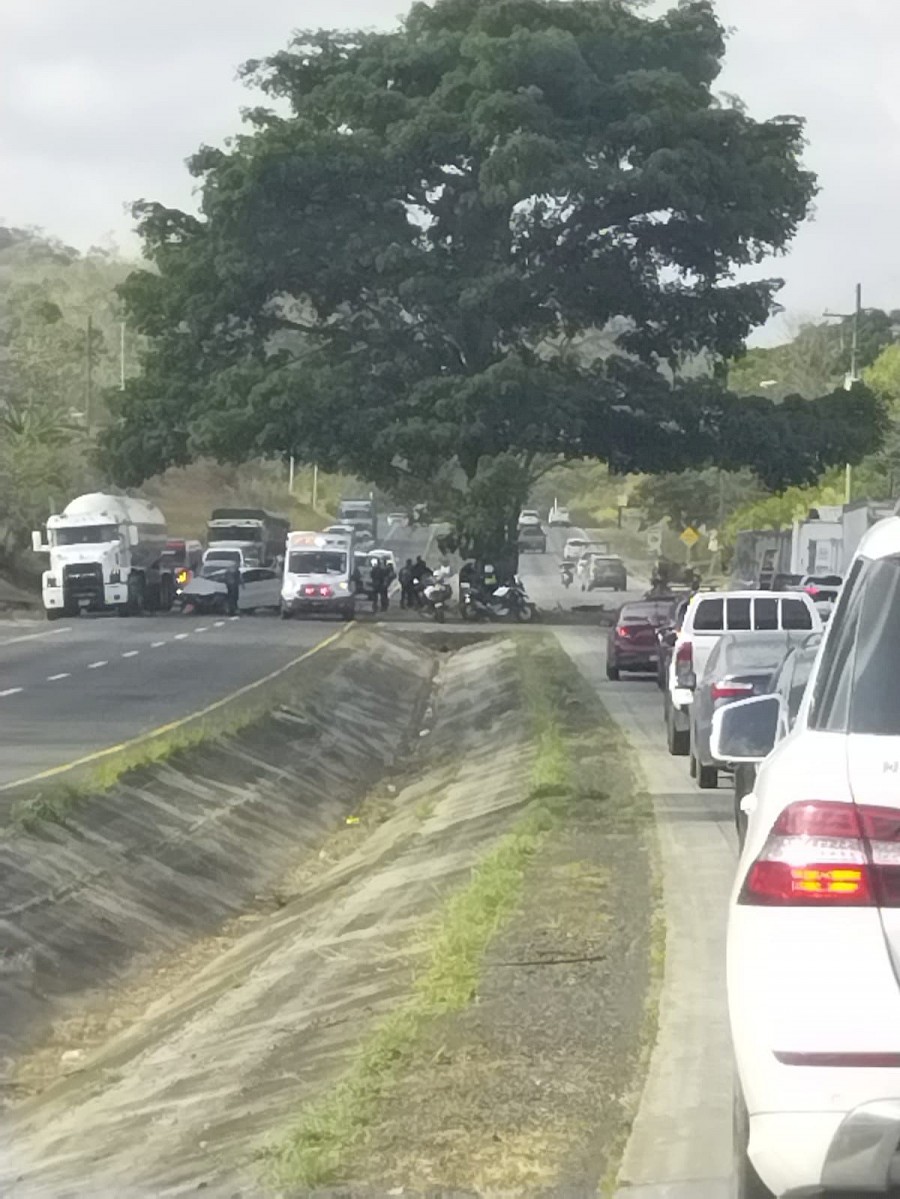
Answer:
104 0 884 555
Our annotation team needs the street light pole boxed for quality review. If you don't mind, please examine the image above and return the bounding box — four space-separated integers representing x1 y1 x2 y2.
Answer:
824 283 864 505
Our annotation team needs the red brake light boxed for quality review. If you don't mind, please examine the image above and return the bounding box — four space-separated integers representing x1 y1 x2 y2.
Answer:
805 584 820 596
319 585 333 598
740 801 900 907
711 681 755 701
616 625 632 638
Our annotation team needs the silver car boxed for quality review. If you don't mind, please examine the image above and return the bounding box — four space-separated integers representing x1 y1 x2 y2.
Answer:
687 632 809 790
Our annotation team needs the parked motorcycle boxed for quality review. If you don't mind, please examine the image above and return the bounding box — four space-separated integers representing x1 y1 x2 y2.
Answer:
418 577 453 623
460 578 537 623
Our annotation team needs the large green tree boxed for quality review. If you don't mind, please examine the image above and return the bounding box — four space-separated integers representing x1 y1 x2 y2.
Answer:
105 0 884 558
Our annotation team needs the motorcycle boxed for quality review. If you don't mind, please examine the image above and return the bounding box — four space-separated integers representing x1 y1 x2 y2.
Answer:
460 578 537 623
560 561 574 589
418 577 452 623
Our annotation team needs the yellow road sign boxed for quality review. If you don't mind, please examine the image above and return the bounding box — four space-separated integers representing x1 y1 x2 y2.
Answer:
680 526 700 548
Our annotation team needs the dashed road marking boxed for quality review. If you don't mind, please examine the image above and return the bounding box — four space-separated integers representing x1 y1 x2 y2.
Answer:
87 660 108 670
0 687 23 697
47 673 70 682
174 633 189 640
213 621 225 628
194 626 208 633
228 615 240 621
151 641 165 648
121 650 140 658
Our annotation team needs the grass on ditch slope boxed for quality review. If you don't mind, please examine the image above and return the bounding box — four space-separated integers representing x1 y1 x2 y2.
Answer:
269 636 576 1189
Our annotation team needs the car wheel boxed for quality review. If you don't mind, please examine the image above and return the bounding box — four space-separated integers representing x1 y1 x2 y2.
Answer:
733 1087 775 1199
698 763 718 790
606 662 620 681
666 706 690 757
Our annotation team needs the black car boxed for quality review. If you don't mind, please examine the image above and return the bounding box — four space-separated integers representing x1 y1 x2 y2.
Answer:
517 523 547 553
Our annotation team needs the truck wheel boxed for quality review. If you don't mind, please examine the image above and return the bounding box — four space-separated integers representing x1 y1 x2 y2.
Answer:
46 608 65 622
280 606 292 620
159 576 175 612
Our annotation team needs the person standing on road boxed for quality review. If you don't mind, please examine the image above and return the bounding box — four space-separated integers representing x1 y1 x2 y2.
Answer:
399 559 415 609
369 558 388 614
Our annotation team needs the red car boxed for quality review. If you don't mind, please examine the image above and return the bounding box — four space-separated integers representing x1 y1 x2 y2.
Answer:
606 599 674 681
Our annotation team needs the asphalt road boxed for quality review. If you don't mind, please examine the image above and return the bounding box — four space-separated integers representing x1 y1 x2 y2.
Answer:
0 515 429 793
517 533 736 1199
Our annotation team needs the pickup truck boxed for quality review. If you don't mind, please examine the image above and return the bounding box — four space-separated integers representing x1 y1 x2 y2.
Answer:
662 590 823 756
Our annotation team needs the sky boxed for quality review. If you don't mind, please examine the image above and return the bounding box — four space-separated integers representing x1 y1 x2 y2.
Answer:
1 0 899 341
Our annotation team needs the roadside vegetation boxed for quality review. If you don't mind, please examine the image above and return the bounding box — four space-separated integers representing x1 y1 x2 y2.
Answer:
270 635 658 1193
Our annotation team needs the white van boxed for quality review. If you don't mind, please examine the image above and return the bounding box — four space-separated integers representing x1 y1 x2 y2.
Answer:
281 531 356 620
663 590 822 755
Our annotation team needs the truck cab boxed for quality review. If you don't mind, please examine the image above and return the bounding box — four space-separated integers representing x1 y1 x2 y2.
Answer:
34 493 173 619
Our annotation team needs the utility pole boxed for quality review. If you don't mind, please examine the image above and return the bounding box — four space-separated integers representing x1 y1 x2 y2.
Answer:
824 283 864 505
85 315 94 434
312 463 319 509
119 321 126 391
288 455 295 495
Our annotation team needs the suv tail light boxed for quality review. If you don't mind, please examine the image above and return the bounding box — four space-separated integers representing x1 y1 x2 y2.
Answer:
740 801 900 907
711 681 755 701
675 639 693 682
616 625 632 638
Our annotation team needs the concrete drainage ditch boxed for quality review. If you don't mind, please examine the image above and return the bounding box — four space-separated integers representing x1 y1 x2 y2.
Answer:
0 630 542 1197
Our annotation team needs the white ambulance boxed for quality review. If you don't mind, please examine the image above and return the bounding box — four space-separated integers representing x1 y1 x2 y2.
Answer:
281 530 357 620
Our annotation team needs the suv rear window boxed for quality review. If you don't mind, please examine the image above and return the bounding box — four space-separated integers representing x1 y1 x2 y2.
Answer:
693 598 724 631
782 598 813 630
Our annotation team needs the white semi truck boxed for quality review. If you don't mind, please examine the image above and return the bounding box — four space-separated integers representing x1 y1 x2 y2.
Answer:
33 493 175 620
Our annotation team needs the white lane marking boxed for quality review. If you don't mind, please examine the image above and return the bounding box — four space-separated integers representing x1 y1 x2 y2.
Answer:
0 626 72 647
47 672 70 681
0 687 23 697
228 616 240 622
121 650 140 658
194 626 208 633
87 660 108 670
174 633 189 641
213 621 225 628
151 641 166 648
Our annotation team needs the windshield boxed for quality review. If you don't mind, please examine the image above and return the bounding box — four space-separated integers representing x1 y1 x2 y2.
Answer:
288 550 346 575
205 549 240 563
54 524 120 545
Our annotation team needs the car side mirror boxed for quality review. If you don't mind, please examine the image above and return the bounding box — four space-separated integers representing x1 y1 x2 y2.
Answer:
32 529 49 553
710 694 782 763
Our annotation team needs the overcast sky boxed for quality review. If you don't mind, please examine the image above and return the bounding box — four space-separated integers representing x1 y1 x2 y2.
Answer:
1 0 898 341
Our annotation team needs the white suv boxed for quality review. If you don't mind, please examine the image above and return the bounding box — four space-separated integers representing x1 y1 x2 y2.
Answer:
664 590 821 756
712 515 900 1197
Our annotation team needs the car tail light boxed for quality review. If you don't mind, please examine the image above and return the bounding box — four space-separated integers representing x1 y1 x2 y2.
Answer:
319 585 333 598
303 584 317 596
711 681 755 701
740 801 900 907
616 625 632 638
805 584 820 596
